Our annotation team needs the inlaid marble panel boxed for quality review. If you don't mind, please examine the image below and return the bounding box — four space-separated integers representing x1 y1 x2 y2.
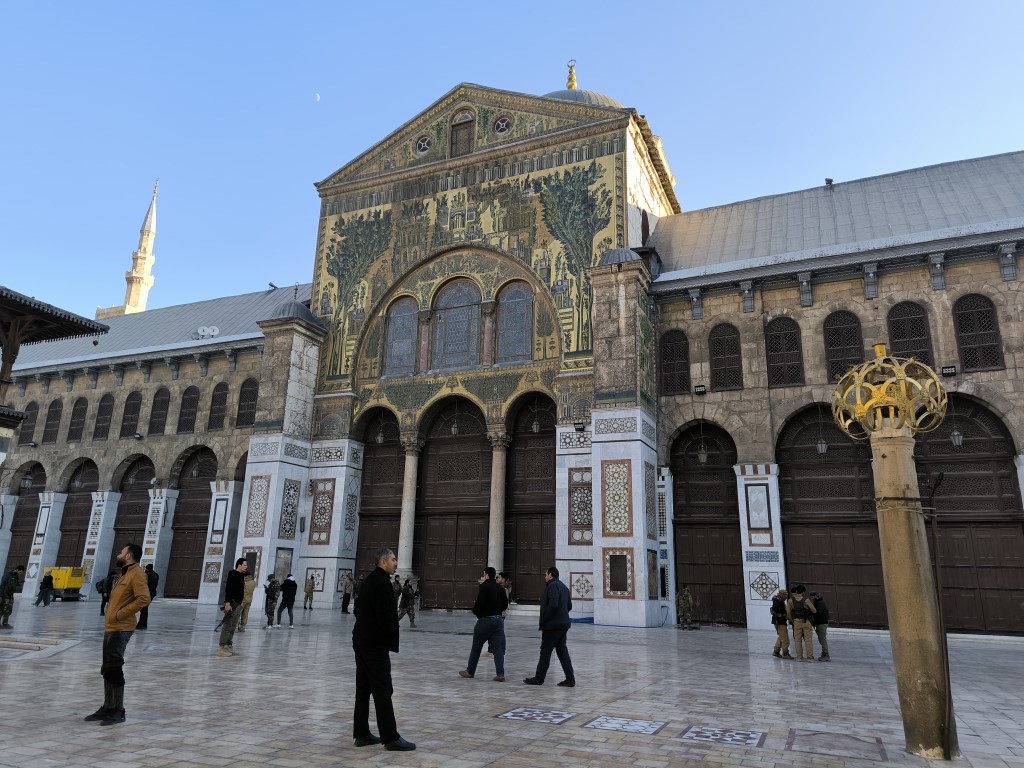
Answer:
245 476 270 537
601 460 632 536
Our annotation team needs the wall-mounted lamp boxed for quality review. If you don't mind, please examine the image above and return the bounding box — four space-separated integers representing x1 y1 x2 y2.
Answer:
573 420 587 433
940 366 957 378
531 418 540 434
375 428 385 444
450 421 459 436
693 385 707 396
20 475 33 490
696 442 709 465
816 407 829 455
26 441 38 448
950 427 964 448
134 433 144 440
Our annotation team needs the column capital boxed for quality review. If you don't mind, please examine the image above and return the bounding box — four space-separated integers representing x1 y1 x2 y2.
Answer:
488 432 511 450
401 436 425 455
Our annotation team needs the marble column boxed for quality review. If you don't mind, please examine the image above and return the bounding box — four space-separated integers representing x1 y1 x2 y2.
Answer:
22 491 68 594
81 491 121 596
487 432 510 571
396 437 423 577
143 489 179 582
481 300 496 366
732 463 785 631
197 480 242 604
416 310 431 374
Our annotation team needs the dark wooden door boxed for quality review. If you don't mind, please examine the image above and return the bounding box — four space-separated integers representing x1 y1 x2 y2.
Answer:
504 514 556 604
356 410 404 579
355 516 401 581
670 423 745 626
5 465 47 582
109 458 155 573
57 462 98 568
165 450 217 598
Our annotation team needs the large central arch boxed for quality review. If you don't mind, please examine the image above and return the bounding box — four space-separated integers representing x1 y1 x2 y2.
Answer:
165 448 218 598
57 460 98 568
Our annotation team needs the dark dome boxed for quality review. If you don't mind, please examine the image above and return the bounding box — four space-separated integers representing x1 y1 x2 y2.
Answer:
266 300 324 328
598 248 640 266
542 89 624 109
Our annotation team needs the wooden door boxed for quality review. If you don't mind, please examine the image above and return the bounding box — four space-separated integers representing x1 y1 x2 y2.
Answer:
57 462 98 568
165 450 217 598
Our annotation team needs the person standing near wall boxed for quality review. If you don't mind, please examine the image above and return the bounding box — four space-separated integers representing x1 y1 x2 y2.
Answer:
303 575 315 610
238 573 256 632
811 591 831 662
341 571 354 614
277 574 297 627
786 584 816 662
217 558 248 656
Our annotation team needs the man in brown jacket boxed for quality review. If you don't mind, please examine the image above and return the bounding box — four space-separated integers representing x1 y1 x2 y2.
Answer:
83 543 151 726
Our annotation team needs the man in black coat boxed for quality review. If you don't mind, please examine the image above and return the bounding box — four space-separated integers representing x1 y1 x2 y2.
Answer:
217 558 247 656
524 566 576 687
136 564 159 629
459 566 509 682
351 548 415 752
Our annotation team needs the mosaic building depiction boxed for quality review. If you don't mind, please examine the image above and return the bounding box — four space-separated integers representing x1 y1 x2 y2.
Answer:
2 67 1023 634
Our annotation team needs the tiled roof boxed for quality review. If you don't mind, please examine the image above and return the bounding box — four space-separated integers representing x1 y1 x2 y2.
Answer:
651 151 1024 278
13 284 313 372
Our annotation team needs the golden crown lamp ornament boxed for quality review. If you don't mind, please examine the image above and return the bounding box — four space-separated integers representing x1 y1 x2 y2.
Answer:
832 343 947 437
566 59 577 91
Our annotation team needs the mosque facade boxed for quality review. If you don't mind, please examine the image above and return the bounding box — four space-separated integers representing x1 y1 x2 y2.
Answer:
3 69 1023 633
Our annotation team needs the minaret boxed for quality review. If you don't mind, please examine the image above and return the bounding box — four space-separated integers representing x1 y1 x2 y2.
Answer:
96 182 158 319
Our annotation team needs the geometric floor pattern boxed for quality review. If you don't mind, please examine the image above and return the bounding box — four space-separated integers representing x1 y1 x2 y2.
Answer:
678 725 767 747
497 706 578 724
584 715 667 734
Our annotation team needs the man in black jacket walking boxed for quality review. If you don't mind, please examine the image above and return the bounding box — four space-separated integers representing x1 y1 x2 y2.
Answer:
351 548 415 752
217 558 247 656
524 566 576 687
459 567 509 682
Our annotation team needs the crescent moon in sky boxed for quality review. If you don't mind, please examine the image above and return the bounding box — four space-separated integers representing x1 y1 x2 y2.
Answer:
315 92 321 102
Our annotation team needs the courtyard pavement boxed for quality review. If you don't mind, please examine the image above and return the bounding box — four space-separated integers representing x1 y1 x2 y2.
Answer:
0 597 1022 768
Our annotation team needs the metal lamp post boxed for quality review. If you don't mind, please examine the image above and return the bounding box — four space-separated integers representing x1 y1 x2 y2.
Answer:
832 344 957 759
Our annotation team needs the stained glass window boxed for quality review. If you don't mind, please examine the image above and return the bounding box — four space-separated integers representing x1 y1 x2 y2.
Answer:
823 311 864 381
709 324 743 391
954 294 1004 371
496 282 533 364
887 302 933 366
431 281 481 371
384 297 419 376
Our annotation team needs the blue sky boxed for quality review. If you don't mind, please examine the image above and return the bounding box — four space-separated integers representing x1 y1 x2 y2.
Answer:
2 2 1021 318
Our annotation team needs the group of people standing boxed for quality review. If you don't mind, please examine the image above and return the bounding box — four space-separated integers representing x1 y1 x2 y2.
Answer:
771 584 830 662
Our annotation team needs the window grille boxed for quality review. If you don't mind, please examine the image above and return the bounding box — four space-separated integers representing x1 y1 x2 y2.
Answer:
93 394 114 441
568 467 593 545
659 329 690 395
177 386 200 434
236 379 259 427
765 317 804 388
208 383 228 430
148 388 170 435
953 294 1004 371
709 324 743 391
823 311 864 381
496 282 533 364
384 297 419 377
450 120 474 158
17 402 38 445
67 398 88 442
41 400 63 443
119 392 142 438
887 302 933 365
431 281 481 370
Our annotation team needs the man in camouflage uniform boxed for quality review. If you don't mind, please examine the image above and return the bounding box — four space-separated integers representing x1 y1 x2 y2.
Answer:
676 584 697 630
397 579 417 628
264 575 280 629
238 573 256 632
1 565 25 629
303 575 315 610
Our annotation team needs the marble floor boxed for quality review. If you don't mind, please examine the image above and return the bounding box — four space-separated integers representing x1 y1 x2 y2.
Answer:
1 598 1022 768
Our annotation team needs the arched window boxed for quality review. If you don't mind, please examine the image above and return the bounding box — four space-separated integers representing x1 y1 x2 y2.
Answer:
66 397 88 442
431 281 481 371
887 301 933 365
93 394 114 441
208 382 229 430
383 297 419 376
450 110 475 158
823 311 864 381
148 388 170 435
953 294 1004 371
765 317 804 388
236 379 259 427
41 400 63 444
119 391 143 438
659 330 690 395
709 324 743 391
17 402 38 446
496 282 533 364
177 386 200 434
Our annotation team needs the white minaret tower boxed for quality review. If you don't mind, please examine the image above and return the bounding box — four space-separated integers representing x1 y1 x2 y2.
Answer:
96 181 158 319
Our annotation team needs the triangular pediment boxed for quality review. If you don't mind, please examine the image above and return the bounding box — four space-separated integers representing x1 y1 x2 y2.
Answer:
316 83 630 191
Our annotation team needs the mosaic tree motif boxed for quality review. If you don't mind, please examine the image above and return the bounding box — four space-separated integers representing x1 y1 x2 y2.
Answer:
534 162 611 350
325 209 394 376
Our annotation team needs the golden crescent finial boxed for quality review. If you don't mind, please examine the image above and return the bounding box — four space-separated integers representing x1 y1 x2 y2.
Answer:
566 59 577 90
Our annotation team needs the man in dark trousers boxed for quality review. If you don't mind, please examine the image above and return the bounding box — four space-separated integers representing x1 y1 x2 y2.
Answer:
1 565 25 628
459 566 509 682
277 573 297 627
351 547 415 752
811 590 831 662
137 564 159 629
524 566 576 687
218 558 248 656
35 570 55 607
83 543 150 726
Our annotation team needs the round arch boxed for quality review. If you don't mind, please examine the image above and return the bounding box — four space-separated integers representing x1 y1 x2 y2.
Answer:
107 456 156 573
669 422 745 626
354 408 405 591
165 447 218 598
4 462 46 576
56 459 99 568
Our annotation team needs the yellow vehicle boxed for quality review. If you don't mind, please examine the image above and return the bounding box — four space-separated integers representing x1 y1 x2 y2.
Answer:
43 566 85 601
